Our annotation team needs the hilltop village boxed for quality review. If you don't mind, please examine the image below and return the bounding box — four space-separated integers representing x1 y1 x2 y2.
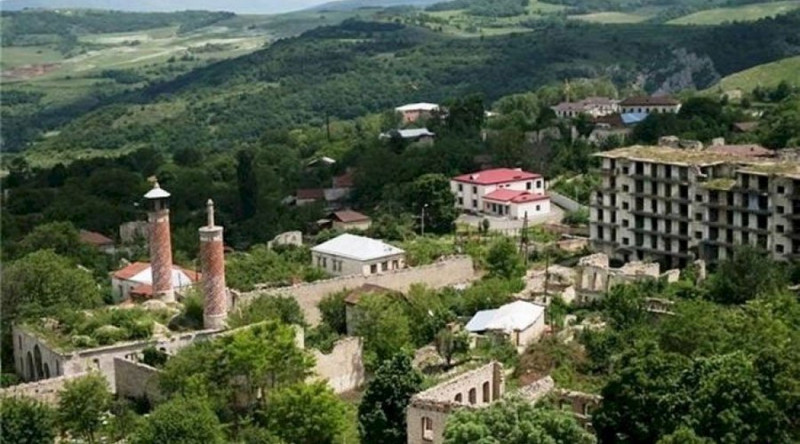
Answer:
3 85 800 444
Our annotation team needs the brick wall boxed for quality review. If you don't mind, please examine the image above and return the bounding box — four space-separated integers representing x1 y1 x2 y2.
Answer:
113 358 163 404
0 373 87 406
310 337 364 394
239 256 476 325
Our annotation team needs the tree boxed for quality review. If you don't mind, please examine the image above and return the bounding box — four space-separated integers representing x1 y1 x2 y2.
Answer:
58 373 111 443
603 283 648 330
2 249 101 328
262 381 346 444
444 396 595 444
318 290 348 335
358 353 423 444
0 396 57 444
406 173 459 234
657 427 714 444
237 149 258 220
486 237 525 280
706 246 787 304
354 293 413 369
435 328 469 367
132 396 224 444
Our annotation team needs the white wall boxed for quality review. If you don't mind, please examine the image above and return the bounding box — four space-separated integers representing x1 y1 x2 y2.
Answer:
510 199 551 219
451 178 544 212
312 251 405 277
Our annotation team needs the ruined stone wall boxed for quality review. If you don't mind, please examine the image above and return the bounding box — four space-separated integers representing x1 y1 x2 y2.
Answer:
407 362 504 444
113 358 163 404
240 256 476 325
0 373 87 406
310 337 364 394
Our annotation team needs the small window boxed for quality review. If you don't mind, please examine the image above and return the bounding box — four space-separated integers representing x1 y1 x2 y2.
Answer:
526 182 532 190
777 244 785 253
370 264 377 274
777 225 785 233
622 184 630 192
454 393 462 403
695 213 702 221
622 219 629 227
472 200 477 208
695 231 702 239
458 197 463 205
778 206 785 214
381 262 388 271
468 388 477 405
482 381 490 403
535 205 541 211
622 202 629 210
472 186 477 194
695 194 702 202
622 167 629 174
458 184 463 192
422 417 434 441
778 185 785 194
622 237 629 245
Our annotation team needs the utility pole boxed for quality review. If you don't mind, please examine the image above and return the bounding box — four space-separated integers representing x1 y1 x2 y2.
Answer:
421 203 428 236
519 211 529 266
325 111 331 142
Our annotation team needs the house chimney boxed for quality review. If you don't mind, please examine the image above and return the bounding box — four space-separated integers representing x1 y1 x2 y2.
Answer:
199 199 227 329
144 181 175 303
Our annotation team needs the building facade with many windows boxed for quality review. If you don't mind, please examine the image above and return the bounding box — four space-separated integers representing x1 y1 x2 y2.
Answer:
591 145 800 267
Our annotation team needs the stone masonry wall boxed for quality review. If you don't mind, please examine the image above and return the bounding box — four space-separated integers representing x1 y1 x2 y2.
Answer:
240 256 475 325
310 337 365 394
0 373 87 406
407 362 504 444
113 358 163 404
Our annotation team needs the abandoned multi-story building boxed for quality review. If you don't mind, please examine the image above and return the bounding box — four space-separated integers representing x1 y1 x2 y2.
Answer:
591 145 800 266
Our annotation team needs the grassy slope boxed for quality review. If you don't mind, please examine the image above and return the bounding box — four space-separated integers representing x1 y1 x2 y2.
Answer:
421 1 568 36
668 0 800 24
706 55 800 91
568 11 652 23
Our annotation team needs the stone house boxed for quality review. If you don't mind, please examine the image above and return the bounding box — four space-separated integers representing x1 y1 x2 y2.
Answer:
310 233 405 276
79 230 116 254
619 96 681 114
328 210 372 231
407 362 504 444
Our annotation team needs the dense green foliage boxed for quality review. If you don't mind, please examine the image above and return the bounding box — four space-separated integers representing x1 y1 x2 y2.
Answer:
358 353 423 444
262 381 347 444
0 396 57 444
427 0 530 17
132 396 225 444
58 374 112 443
444 395 595 443
7 13 800 153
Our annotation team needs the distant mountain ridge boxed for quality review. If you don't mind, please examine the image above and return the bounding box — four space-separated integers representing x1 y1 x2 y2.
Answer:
0 0 438 14
0 0 327 14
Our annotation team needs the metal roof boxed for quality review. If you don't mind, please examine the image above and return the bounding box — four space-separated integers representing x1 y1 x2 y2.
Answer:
144 182 170 199
465 300 545 333
311 233 404 262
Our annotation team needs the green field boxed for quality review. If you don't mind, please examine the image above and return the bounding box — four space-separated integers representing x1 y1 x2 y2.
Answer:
706 55 800 92
568 11 652 23
419 1 568 36
668 0 800 25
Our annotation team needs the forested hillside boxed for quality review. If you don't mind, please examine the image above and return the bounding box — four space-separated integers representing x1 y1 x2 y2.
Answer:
4 12 800 155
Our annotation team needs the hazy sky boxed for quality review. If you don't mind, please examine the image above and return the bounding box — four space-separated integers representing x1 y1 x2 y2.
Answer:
0 0 332 14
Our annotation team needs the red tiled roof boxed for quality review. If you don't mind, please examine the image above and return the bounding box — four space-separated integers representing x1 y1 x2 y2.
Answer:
453 168 541 185
296 188 325 200
113 262 201 283
113 262 150 280
333 170 355 188
331 210 370 223
620 96 680 106
80 229 114 246
707 144 775 158
484 189 550 204
130 283 154 297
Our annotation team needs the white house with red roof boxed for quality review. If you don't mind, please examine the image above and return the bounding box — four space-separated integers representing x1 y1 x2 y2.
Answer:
111 261 201 303
451 168 550 219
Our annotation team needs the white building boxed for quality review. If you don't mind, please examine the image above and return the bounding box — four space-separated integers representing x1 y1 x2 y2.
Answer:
111 262 200 302
451 168 550 219
551 96 619 118
465 300 546 351
619 96 681 115
311 233 406 276
395 103 440 124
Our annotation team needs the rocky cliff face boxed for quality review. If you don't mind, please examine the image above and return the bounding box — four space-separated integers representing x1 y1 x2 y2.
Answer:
647 48 721 94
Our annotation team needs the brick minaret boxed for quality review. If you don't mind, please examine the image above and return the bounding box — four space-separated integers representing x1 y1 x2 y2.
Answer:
200 199 227 329
144 182 175 303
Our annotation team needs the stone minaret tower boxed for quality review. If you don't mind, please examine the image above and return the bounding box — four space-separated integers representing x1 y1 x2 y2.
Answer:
199 199 227 329
144 182 175 303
